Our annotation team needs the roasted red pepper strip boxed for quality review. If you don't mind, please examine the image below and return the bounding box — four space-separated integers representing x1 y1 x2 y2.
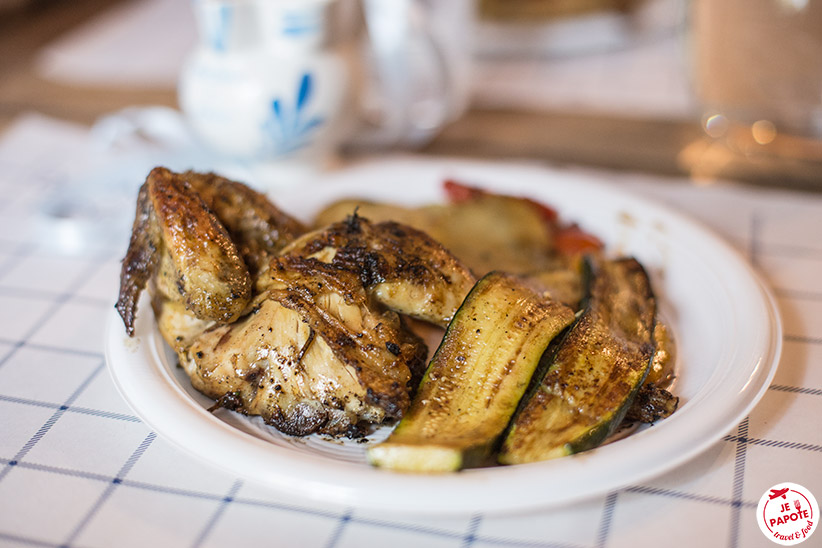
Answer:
521 197 559 225
555 224 604 256
443 179 485 203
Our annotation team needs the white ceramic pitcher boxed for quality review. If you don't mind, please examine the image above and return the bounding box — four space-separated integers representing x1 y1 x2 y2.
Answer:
179 0 349 171
179 0 472 175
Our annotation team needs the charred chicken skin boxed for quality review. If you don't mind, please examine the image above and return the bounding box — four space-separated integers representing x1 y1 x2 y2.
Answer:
277 213 476 327
117 168 474 437
175 211 477 436
116 167 254 336
186 257 428 436
179 170 305 277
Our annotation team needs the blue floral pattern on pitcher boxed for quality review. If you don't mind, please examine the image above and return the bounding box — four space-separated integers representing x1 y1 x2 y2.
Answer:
262 72 325 155
197 0 233 52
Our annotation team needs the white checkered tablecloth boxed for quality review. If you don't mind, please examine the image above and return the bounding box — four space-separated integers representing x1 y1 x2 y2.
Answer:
0 114 820 548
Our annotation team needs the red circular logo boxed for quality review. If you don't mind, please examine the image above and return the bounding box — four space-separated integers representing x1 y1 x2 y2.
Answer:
757 483 818 545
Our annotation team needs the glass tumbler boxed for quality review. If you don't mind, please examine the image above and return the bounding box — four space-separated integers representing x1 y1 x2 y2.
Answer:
687 0 822 186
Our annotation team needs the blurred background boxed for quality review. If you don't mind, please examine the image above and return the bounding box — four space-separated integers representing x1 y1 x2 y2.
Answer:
0 0 820 188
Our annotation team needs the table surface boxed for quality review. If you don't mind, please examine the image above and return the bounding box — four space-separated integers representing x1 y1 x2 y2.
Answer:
1 2 821 548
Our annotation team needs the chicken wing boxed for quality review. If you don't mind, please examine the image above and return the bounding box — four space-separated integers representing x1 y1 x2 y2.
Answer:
180 171 305 277
116 168 306 337
116 167 253 335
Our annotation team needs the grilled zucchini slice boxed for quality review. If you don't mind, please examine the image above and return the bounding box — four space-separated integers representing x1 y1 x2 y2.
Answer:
499 257 657 464
367 271 575 472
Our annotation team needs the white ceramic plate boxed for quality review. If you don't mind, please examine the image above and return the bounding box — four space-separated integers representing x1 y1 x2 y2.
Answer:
105 159 782 515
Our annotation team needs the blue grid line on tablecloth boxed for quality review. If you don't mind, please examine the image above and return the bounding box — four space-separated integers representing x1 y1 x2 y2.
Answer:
0 363 810 505
728 418 750 548
0 348 812 524
329 513 468 543
0 435 776 548
0 232 627 548
466 537 585 548
192 479 244 548
0 439 780 548
0 447 775 548
595 492 618 548
61 432 157 546
623 486 757 509
0 393 139 422
6 372 804 420
0 308 817 546
769 385 822 397
0 457 114 483
461 513 483 548
116 478 236 501
0 361 104 483
723 213 761 548
324 509 353 548
0 344 14 366
0 531 59 548
0 254 112 371
228 496 341 520
3 437 773 514
0 338 104 359
723 434 822 454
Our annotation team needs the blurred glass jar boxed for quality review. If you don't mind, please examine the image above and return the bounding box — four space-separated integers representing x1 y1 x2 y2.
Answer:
348 0 473 149
688 0 822 183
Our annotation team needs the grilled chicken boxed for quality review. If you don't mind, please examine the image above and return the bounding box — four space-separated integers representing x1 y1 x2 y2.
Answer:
180 170 305 277
312 194 560 276
116 167 254 336
183 257 428 436
177 212 477 436
118 169 474 437
278 213 477 327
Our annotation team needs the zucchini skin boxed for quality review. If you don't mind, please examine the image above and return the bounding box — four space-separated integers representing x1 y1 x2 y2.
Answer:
499 257 657 464
367 272 576 473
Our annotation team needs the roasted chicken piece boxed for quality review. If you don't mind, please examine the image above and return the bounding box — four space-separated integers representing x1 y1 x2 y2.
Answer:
117 167 254 335
179 170 305 277
116 167 305 337
118 169 475 437
312 196 560 276
184 256 428 436
278 213 477 327
177 213 477 436
312 180 607 278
